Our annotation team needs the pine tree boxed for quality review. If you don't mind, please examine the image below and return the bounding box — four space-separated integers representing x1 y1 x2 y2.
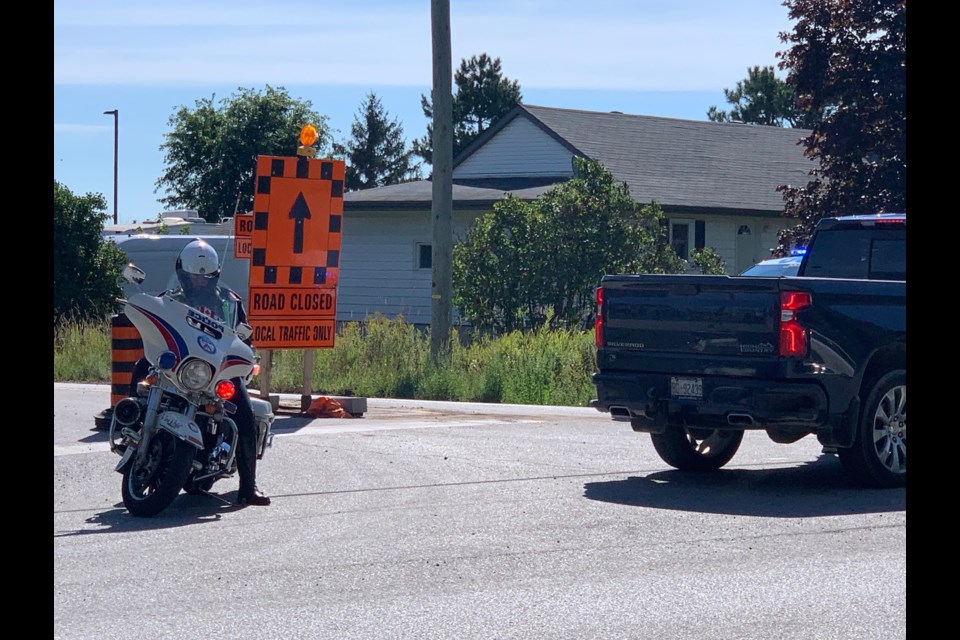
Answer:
334 92 421 191
413 54 522 165
707 65 821 128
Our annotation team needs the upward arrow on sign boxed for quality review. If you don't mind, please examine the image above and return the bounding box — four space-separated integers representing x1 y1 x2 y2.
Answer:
288 192 312 254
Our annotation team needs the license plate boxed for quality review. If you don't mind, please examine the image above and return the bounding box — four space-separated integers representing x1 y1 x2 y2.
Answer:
158 411 191 431
670 376 703 399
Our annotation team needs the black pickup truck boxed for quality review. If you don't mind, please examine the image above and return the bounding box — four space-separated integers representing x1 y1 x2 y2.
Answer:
591 214 906 487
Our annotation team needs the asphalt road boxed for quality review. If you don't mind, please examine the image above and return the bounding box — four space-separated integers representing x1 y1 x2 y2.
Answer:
54 383 906 640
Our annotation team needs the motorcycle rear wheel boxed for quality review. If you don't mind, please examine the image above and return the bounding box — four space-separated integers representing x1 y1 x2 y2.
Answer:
122 431 195 517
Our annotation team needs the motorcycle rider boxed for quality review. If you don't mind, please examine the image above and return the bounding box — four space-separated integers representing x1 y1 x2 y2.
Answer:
129 238 271 506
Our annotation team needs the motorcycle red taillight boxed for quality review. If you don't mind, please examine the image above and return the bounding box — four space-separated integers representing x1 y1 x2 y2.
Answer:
216 380 236 399
779 291 812 357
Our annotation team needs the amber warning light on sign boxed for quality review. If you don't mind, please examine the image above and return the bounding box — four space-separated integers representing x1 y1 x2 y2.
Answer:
297 125 319 157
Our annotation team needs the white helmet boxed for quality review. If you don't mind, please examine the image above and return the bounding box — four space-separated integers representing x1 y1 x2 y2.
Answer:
176 239 220 294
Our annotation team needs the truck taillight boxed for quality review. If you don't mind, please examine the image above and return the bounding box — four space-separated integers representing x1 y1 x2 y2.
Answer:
595 287 604 348
779 291 811 357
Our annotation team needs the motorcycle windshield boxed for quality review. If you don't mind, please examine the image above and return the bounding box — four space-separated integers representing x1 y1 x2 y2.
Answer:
124 293 253 380
166 285 240 329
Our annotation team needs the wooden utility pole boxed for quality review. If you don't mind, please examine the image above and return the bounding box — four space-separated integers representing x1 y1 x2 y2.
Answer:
430 0 453 362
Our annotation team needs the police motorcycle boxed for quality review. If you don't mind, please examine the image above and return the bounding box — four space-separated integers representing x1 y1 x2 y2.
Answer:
108 262 274 517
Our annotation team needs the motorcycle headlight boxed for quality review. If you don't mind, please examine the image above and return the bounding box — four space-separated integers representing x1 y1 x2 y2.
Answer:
178 359 214 390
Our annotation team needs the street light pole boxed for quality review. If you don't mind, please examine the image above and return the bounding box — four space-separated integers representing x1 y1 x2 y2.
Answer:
103 109 118 225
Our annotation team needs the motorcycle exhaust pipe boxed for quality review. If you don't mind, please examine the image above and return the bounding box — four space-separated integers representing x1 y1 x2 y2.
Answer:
113 398 143 426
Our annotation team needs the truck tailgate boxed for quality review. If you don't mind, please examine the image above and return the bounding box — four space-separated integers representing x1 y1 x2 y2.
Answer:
599 274 783 375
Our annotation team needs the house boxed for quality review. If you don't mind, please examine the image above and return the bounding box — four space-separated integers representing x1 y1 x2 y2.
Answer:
339 103 815 327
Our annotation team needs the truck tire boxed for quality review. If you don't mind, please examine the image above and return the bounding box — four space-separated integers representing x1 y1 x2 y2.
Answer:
837 370 906 488
650 427 743 472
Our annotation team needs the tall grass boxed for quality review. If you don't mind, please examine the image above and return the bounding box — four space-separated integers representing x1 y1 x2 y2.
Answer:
53 317 113 382
270 315 598 406
53 314 599 406
268 315 430 399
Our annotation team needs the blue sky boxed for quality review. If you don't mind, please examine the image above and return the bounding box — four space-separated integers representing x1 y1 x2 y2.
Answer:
54 0 795 225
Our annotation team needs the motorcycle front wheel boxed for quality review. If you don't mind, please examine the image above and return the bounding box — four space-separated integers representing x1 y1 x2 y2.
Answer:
121 430 195 517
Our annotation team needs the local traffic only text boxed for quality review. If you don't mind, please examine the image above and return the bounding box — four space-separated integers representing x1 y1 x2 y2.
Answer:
251 320 334 348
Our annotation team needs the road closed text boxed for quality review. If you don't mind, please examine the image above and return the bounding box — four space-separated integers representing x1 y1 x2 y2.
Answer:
249 287 337 317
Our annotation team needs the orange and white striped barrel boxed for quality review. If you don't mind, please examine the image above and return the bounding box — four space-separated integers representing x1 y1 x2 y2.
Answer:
110 313 143 407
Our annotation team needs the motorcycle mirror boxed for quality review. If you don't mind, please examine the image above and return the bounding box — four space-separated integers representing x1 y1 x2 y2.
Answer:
123 263 147 285
236 322 254 342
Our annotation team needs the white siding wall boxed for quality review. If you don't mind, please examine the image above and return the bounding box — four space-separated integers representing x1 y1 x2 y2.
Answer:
337 210 797 326
674 214 793 275
454 118 575 178
758 219 788 261
337 209 481 325
704 217 737 271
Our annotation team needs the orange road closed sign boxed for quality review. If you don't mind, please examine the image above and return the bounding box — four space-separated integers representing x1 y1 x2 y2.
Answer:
247 154 345 350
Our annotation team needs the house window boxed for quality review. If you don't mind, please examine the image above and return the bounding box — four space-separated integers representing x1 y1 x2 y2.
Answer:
667 219 706 260
416 243 432 270
671 221 691 260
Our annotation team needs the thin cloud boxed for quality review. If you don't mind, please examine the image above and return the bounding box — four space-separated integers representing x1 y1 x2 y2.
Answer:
54 0 791 91
54 123 111 134
52 0 406 27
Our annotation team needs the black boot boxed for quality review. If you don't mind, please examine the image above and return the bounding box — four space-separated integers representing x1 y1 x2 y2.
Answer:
233 381 269 505
236 443 269 505
237 485 271 506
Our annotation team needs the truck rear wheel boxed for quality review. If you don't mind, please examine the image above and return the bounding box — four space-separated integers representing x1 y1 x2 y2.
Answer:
837 370 906 488
650 427 743 472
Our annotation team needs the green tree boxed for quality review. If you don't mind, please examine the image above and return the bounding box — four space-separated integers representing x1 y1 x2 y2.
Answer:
332 91 421 191
690 247 727 275
53 180 127 325
707 65 821 128
453 158 699 334
156 85 330 222
413 53 522 165
773 0 906 255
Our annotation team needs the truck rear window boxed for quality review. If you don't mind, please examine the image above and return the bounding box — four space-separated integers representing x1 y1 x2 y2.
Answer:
802 231 871 278
802 229 906 280
870 239 907 280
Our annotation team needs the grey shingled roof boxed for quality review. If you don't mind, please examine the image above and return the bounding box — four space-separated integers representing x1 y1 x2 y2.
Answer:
520 105 813 213
345 104 815 214
342 176 560 210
